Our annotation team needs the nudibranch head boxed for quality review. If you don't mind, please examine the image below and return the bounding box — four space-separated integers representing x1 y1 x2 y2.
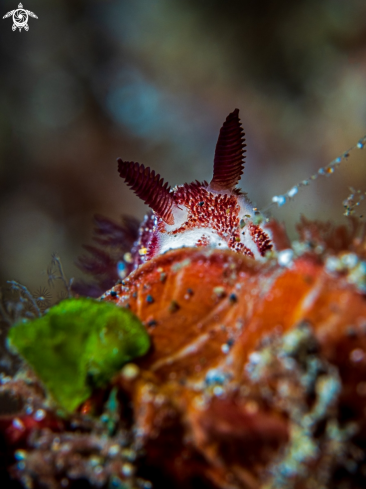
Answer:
118 109 273 268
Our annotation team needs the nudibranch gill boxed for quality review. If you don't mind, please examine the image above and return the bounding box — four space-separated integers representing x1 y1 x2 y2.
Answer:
118 109 273 269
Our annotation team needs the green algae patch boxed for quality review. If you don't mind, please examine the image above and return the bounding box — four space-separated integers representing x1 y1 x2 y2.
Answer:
8 298 150 412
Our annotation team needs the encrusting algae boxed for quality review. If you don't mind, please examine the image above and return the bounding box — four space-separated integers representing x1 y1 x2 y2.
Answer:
1 110 366 488
7 298 150 412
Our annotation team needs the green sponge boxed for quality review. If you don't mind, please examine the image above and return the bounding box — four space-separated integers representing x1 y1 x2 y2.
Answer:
8 298 150 412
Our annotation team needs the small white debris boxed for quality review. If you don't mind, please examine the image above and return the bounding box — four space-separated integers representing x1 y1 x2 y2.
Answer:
90 456 102 467
292 240 309 255
325 256 341 273
123 252 133 263
348 261 366 292
14 450 27 461
121 462 135 477
341 253 358 269
34 409 46 421
248 352 262 365
221 343 230 354
213 386 224 396
287 186 298 198
117 261 127 279
205 369 227 386
12 418 25 430
121 363 140 380
272 195 286 207
277 249 294 267
108 445 120 456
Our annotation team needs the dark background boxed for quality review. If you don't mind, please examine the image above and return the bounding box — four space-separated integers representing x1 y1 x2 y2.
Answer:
1 0 366 294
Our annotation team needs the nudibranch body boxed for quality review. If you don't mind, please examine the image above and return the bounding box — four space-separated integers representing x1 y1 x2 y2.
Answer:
118 109 273 268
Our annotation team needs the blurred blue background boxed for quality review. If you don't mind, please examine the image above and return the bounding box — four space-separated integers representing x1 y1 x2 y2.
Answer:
1 0 366 291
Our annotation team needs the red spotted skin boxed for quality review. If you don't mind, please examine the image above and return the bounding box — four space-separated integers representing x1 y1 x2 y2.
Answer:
132 182 273 269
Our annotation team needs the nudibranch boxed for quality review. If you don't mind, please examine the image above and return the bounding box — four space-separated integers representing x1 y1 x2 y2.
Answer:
118 109 273 268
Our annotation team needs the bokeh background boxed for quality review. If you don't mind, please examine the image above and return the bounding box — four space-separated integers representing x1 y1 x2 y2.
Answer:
1 0 366 294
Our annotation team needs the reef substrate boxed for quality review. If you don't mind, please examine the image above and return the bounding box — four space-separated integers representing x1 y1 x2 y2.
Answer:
3 219 366 488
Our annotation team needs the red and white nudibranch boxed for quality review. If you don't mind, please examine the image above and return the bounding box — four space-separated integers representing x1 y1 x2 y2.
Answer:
118 109 273 268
